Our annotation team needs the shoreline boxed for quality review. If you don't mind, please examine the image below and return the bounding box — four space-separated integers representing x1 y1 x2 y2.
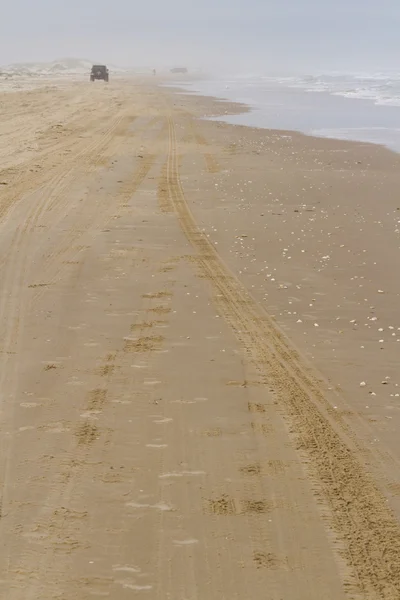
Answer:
168 78 400 154
166 82 400 160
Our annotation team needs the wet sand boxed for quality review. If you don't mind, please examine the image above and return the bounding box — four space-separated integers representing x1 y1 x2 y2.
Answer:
174 90 400 502
1 77 400 599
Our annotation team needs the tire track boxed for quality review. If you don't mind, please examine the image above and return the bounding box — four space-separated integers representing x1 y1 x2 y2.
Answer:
0 111 165 580
1 114 162 312
0 91 134 225
181 116 220 174
0 113 163 377
8 291 172 599
192 129 220 174
0 109 130 344
29 118 167 303
0 111 127 272
165 116 400 599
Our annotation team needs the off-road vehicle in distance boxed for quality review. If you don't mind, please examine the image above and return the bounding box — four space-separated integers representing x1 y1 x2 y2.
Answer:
170 67 188 74
90 65 109 82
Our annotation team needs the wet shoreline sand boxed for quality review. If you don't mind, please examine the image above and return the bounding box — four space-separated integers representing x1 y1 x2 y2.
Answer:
172 85 400 509
1 77 400 597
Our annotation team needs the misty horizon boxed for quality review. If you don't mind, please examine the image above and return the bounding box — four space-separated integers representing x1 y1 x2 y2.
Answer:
1 0 400 73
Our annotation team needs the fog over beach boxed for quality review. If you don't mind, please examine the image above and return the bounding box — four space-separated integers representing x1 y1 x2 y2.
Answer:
2 0 400 71
3 0 400 148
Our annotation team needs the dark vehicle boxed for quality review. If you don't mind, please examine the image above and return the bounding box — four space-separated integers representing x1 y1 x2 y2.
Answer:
90 65 109 82
170 67 188 74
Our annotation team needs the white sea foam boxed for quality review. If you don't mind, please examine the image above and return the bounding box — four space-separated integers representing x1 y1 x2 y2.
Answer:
263 72 400 107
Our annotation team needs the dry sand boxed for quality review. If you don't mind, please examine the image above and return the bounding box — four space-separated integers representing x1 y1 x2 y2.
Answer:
1 77 400 599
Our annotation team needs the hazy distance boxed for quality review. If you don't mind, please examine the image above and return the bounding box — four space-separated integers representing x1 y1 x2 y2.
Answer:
1 0 400 73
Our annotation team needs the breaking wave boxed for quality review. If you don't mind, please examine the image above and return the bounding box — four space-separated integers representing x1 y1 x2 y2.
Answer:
259 72 400 107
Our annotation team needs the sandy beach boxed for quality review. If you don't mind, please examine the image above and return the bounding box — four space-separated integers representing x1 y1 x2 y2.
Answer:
1 77 400 599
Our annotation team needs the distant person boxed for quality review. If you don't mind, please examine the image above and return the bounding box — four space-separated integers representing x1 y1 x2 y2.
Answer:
153 69 156 77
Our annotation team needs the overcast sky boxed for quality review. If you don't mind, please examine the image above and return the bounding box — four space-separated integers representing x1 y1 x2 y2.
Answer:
1 0 400 71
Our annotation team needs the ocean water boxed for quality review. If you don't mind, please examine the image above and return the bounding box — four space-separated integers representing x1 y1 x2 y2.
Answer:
173 72 400 152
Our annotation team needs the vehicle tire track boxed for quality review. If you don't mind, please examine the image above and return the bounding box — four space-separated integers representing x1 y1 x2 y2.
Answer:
0 113 164 371
0 111 165 582
192 129 220 174
0 112 109 222
8 292 172 599
29 118 167 303
0 109 129 343
165 116 400 600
